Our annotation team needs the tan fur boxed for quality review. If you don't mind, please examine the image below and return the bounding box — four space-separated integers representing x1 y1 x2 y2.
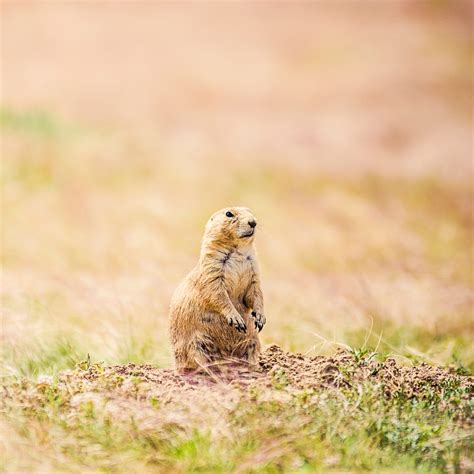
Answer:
169 207 265 372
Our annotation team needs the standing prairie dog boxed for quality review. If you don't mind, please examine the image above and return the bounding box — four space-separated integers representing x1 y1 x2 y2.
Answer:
169 207 266 372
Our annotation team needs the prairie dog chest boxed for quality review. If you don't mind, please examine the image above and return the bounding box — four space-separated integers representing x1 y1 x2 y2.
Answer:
223 250 255 299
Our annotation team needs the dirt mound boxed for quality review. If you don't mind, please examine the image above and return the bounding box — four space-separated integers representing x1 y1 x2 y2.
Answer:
7 345 472 432
259 345 474 399
3 344 471 451
40 344 473 404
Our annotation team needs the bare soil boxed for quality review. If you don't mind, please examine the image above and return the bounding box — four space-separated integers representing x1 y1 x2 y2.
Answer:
19 345 471 424
69 345 473 394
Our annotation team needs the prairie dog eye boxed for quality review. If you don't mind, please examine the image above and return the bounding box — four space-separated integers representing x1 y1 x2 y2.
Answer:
225 211 234 218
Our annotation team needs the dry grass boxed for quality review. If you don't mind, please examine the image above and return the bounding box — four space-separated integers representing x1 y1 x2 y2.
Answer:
1 2 473 472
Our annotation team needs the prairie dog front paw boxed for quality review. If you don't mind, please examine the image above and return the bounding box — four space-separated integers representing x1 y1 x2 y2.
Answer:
227 310 247 333
251 310 266 332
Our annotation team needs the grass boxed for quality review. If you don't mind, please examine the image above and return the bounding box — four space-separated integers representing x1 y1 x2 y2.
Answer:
2 108 473 471
2 350 472 473
0 107 70 138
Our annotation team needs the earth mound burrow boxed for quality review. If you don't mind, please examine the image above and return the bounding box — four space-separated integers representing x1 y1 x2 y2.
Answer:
5 345 472 431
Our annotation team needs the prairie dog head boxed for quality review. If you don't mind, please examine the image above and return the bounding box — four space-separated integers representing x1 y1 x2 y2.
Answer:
203 207 258 249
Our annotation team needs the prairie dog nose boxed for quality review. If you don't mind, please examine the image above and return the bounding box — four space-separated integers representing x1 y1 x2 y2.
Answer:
248 220 257 228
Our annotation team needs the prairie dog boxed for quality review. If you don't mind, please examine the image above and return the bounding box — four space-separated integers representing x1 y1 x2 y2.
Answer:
169 207 265 372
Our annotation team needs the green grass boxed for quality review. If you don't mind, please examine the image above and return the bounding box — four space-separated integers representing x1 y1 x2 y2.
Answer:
2 350 472 473
344 323 474 374
0 106 81 138
2 338 83 378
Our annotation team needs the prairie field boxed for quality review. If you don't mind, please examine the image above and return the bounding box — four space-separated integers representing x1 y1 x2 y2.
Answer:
1 2 473 473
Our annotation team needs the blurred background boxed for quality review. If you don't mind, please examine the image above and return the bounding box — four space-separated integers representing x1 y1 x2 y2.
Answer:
2 2 473 375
